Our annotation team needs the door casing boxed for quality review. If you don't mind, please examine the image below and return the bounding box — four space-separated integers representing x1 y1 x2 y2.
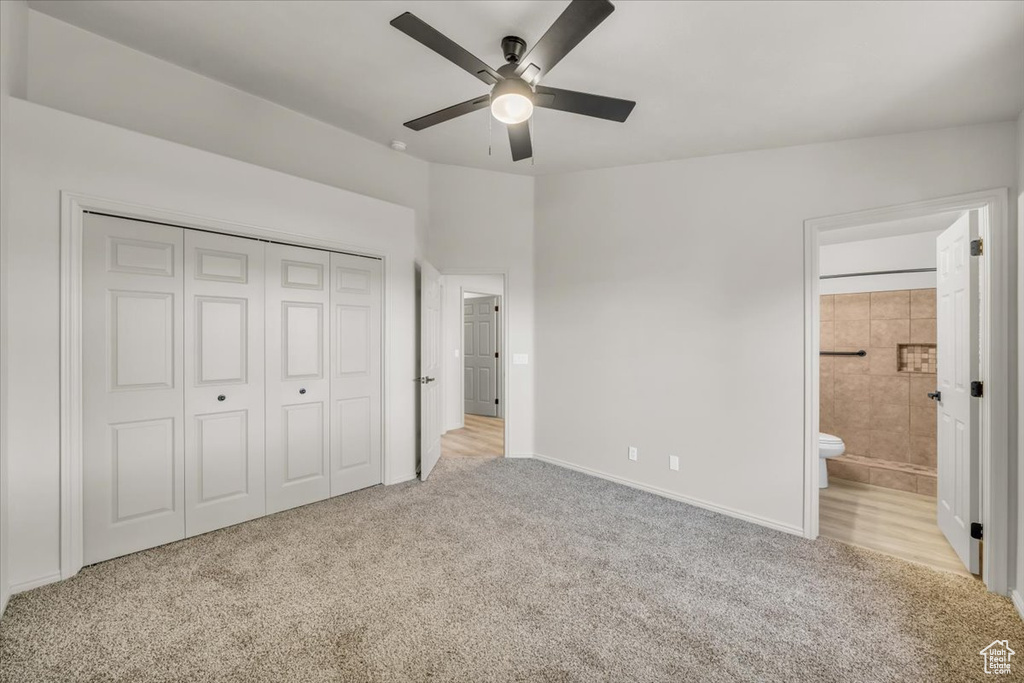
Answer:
441 270 511 457
60 191 390 580
803 188 1011 595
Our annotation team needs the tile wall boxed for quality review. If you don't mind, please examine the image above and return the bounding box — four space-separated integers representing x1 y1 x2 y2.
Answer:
819 289 937 495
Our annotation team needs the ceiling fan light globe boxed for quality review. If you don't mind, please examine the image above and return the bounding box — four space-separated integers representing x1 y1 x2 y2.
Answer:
491 93 534 124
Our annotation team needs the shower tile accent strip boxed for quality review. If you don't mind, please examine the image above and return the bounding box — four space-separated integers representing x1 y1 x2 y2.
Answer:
820 288 937 495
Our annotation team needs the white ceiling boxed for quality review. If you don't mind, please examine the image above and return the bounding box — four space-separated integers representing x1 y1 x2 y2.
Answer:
819 212 964 245
28 0 1024 176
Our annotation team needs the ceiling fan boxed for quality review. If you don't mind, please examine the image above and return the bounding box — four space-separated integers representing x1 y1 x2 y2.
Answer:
390 0 636 162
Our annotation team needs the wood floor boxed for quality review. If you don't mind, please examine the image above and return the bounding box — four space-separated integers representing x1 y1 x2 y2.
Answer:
820 478 977 578
441 414 504 457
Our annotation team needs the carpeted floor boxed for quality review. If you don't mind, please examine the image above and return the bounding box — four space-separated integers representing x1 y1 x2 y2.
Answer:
1 457 1021 682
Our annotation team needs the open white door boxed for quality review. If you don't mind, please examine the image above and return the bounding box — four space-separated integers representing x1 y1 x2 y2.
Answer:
935 211 980 574
419 262 443 479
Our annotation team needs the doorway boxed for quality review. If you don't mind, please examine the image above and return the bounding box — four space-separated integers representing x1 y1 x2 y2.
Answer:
803 189 1011 594
441 276 507 458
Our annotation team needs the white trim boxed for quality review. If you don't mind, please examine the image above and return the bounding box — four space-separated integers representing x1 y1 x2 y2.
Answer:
60 191 394 580
803 188 1011 595
533 452 804 537
505 453 534 459
1012 590 1024 622
440 269 511 458
387 472 418 485
9 571 62 596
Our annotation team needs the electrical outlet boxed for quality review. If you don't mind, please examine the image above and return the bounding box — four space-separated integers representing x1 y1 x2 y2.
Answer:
628 446 638 461
669 455 680 471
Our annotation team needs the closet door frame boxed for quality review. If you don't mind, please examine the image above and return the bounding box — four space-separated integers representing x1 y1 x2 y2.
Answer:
59 192 389 580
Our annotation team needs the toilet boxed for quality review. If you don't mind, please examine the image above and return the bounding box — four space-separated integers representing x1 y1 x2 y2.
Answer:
818 433 845 488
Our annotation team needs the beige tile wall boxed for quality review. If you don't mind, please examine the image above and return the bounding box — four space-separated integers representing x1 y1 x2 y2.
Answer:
820 289 937 495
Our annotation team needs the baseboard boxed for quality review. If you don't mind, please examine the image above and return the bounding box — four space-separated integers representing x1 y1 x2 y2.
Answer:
504 453 533 459
531 453 804 537
1012 589 1024 621
386 472 418 485
9 571 61 596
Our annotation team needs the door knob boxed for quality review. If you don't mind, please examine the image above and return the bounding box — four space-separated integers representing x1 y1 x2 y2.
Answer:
417 376 436 384
217 394 226 402
299 388 307 395
927 390 941 402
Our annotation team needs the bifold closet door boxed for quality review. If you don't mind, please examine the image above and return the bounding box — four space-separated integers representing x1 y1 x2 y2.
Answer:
83 214 185 564
183 231 266 536
330 253 383 495
266 244 331 513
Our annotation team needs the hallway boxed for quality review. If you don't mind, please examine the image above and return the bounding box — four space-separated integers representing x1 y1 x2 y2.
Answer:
441 415 505 458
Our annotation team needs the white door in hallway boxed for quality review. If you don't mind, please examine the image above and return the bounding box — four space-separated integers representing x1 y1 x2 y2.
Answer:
330 252 383 495
419 262 443 480
463 296 498 417
265 244 331 513
183 231 266 536
935 211 980 574
82 214 185 563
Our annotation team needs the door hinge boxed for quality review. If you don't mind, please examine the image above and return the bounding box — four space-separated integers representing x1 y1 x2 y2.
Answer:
971 522 983 540
494 305 499 312
971 381 984 398
970 238 983 256
494 351 499 358
495 398 499 405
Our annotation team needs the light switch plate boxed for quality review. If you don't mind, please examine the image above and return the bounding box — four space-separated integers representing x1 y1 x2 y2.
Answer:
513 353 529 365
628 446 638 462
669 455 679 471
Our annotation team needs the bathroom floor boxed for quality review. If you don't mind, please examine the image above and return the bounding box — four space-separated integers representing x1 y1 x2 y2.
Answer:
820 478 976 578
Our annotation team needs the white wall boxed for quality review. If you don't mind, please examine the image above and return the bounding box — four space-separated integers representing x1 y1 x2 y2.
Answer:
5 98 417 592
442 274 504 432
22 10 432 259
819 230 944 294
535 122 1019 533
427 165 535 458
0 0 30 616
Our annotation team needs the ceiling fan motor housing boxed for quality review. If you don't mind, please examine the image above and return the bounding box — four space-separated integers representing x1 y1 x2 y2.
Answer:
501 36 527 63
491 76 534 102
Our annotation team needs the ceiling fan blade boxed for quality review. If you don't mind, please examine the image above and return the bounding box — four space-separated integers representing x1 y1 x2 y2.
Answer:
513 0 614 82
404 95 491 131
508 122 532 162
533 85 635 122
391 12 501 86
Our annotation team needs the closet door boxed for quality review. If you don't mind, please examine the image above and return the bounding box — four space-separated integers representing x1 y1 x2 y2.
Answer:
83 214 185 564
265 244 331 513
183 231 266 536
330 253 383 496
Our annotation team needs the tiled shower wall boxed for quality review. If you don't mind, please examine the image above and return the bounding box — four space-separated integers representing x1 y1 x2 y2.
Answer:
819 289 938 495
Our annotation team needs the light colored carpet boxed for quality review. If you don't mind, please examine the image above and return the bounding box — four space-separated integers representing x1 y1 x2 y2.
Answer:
1 457 1021 682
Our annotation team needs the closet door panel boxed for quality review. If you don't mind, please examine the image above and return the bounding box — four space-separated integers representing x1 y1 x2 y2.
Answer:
83 214 185 565
330 253 383 496
184 231 266 536
266 244 331 513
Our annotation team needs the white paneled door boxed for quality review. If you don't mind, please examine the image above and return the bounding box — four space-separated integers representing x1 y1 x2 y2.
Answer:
419 262 443 480
83 213 185 564
265 244 332 514
935 211 980 574
463 296 498 417
183 231 266 536
330 253 383 496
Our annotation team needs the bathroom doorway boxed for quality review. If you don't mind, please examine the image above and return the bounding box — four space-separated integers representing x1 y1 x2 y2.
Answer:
803 190 1011 593
439 274 507 459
